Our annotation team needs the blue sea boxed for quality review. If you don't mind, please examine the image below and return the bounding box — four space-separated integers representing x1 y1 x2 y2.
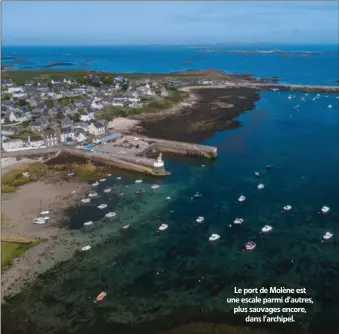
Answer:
2 45 339 334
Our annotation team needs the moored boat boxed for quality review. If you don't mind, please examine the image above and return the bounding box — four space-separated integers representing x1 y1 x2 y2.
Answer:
196 216 204 223
238 195 246 202
98 204 107 209
158 224 168 231
233 218 244 225
209 234 220 242
245 241 256 250
323 232 333 240
283 205 292 212
261 225 273 233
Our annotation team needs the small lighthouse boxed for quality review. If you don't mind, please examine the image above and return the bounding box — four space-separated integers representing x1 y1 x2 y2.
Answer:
153 152 165 169
89 71 93 80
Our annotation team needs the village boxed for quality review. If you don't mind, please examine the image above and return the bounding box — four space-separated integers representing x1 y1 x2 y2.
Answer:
1 71 216 153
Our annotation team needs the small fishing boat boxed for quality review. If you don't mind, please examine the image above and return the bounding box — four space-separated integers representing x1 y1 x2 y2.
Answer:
283 205 292 212
245 241 256 250
84 221 93 226
196 216 204 223
98 204 107 209
88 192 98 197
209 234 220 242
123 225 130 230
92 181 99 187
288 95 292 100
257 183 265 190
135 179 143 184
265 165 274 169
119 192 124 196
201 164 205 167
99 178 106 182
105 212 116 218
151 185 160 189
107 173 112 176
191 192 202 199
254 172 260 177
42 216 50 221
166 196 171 200
238 195 246 202
323 232 333 240
81 198 91 203
158 224 168 231
33 218 47 224
116 176 122 180
321 206 330 214
233 218 244 225
328 105 332 108
96 291 106 302
40 211 50 215
103 188 111 193
261 225 273 233
81 245 91 251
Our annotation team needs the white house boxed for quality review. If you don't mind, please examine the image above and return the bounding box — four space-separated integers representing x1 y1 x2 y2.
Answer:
112 101 124 107
13 90 27 98
2 139 23 152
60 127 75 143
9 111 27 122
74 129 87 143
79 109 94 122
8 86 24 94
44 130 59 147
88 121 105 136
73 122 89 132
27 136 45 148
51 79 61 85
91 98 103 110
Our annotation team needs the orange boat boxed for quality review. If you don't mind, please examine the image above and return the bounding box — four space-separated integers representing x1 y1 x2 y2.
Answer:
96 291 107 302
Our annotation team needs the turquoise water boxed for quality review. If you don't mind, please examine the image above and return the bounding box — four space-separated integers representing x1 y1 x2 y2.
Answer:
3 90 339 334
2 44 339 85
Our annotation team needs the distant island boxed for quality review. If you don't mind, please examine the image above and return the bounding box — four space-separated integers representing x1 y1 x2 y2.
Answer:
198 49 338 55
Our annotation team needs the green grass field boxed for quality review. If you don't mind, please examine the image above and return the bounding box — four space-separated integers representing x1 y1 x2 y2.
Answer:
1 241 39 267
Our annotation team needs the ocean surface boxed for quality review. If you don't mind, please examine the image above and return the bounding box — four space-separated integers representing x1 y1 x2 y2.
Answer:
2 44 339 85
2 46 339 334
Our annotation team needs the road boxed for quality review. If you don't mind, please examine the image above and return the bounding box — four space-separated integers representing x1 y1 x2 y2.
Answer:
1 146 63 158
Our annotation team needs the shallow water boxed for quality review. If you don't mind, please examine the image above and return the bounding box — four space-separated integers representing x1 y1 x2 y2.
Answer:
3 91 339 334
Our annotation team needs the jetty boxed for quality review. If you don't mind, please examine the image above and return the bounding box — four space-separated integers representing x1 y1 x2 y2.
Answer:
61 135 217 176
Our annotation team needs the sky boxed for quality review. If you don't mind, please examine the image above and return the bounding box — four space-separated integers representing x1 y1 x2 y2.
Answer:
2 1 339 45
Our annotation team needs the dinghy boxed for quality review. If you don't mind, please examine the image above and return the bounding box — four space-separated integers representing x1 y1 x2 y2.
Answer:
88 192 98 197
95 291 106 302
123 225 130 230
254 172 260 177
191 192 202 199
238 195 246 202
103 188 112 193
116 176 122 180
261 225 273 233
196 216 204 223
98 204 107 209
209 234 220 242
92 181 99 187
99 178 106 182
68 173 74 177
107 173 112 176
323 232 333 240
119 192 124 196
81 198 91 203
40 211 50 215
81 245 91 251
158 224 168 231
321 206 330 214
245 241 256 250
265 165 274 169
151 185 160 189
257 183 265 190
166 196 171 200
283 205 292 212
33 218 47 224
328 105 332 108
84 221 93 226
105 212 116 218
233 218 244 225
135 179 143 184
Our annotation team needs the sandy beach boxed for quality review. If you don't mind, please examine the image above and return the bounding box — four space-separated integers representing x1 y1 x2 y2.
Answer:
1 180 90 301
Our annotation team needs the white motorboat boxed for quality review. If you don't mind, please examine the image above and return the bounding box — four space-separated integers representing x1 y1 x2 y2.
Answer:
238 195 246 202
84 221 93 226
107 173 112 176
99 178 106 182
209 234 220 242
283 205 292 211
92 181 99 187
135 179 143 184
288 95 292 100
105 212 116 218
261 225 273 233
42 216 50 221
191 192 202 199
68 172 74 176
196 216 204 223
40 211 50 215
166 196 171 200
328 105 332 108
257 183 265 190
81 245 91 251
254 172 260 177
33 219 46 225
123 225 130 230
151 184 160 189
98 204 107 209
233 218 244 225
88 192 98 197
103 188 112 193
321 206 330 214
116 176 122 180
158 224 168 231
323 232 333 240
245 241 256 250
81 198 91 203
